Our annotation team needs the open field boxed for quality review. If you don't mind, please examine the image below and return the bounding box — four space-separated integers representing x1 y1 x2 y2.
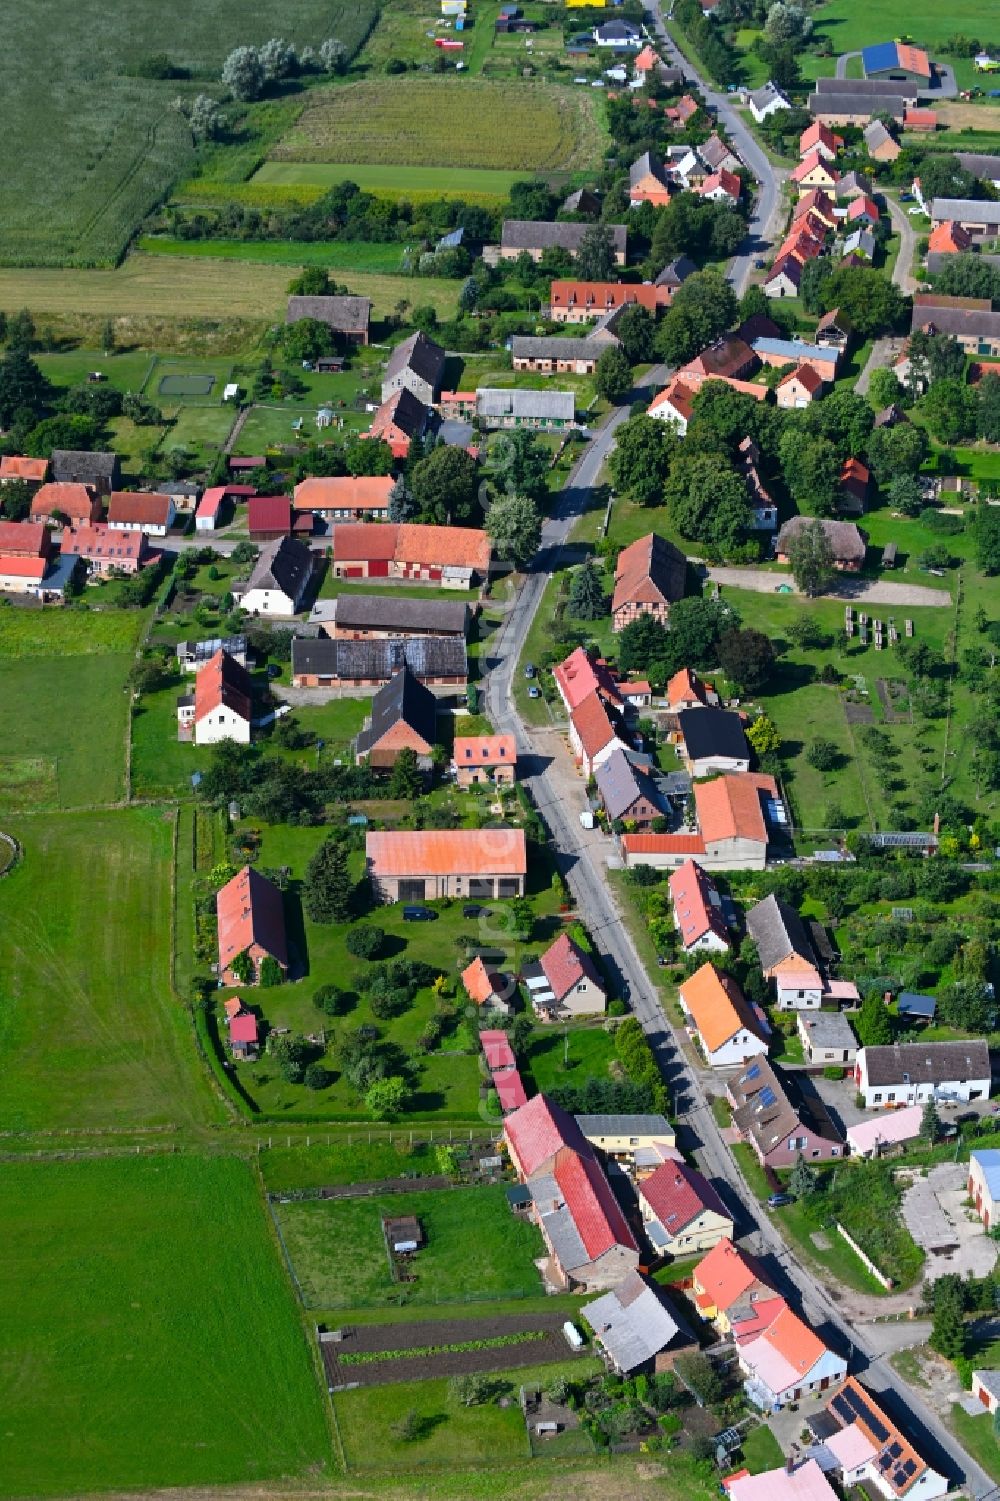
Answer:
269 77 604 173
0 656 132 809
0 1154 329 1497
0 809 220 1131
795 0 1000 88
254 160 527 204
0 605 144 657
277 1185 545 1309
0 0 377 267
0 251 460 326
139 235 410 274
334 1358 601 1471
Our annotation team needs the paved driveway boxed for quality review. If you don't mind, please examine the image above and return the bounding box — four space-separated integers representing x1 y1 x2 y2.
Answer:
707 566 952 608
901 1163 999 1281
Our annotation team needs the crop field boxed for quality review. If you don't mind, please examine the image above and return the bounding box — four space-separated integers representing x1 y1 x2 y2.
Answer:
268 77 604 172
0 252 460 328
0 0 377 268
0 809 221 1131
0 1154 329 1497
275 1185 545 1308
253 159 528 204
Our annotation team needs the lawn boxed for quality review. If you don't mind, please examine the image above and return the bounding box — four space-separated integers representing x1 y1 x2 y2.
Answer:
0 1154 329 1497
259 1138 443 1191
523 1024 617 1095
0 604 144 657
334 1358 601 1470
950 1403 1000 1482
741 1423 784 1474
794 0 997 89
254 159 530 204
0 808 220 1131
202 815 560 1121
276 1184 545 1309
0 250 460 326
0 0 377 267
0 655 132 809
139 235 409 274
268 77 604 173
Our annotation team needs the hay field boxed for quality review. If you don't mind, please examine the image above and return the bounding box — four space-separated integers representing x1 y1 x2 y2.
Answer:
269 76 606 172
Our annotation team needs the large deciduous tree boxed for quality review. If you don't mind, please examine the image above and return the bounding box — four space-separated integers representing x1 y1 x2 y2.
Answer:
485 492 541 568
786 518 835 597
609 413 678 505
411 444 480 525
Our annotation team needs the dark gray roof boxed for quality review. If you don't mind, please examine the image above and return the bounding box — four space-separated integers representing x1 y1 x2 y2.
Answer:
501 220 627 256
246 535 313 604
285 295 372 333
897 992 937 1019
861 1040 990 1086
595 19 641 40
659 66 683 85
630 151 670 190
292 634 467 682
379 385 430 438
746 892 817 974
863 120 896 151
809 93 905 121
356 665 438 755
656 255 698 288
836 171 870 198
814 76 918 98
562 187 602 216
730 1055 842 1155
595 745 664 821
955 154 1000 183
384 330 446 390
511 335 606 362
576 1114 673 1137
50 449 118 484
931 199 1000 227
699 133 740 170
777 516 866 564
477 387 575 421
912 302 1000 339
676 707 749 763
328 594 469 635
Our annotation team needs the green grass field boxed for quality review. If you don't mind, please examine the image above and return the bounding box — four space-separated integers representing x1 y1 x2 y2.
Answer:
524 1024 616 1095
276 1185 545 1308
795 0 999 88
334 1357 600 1470
0 809 220 1131
269 76 603 174
0 656 132 809
139 234 410 274
0 1154 329 1497
254 159 528 203
0 0 377 267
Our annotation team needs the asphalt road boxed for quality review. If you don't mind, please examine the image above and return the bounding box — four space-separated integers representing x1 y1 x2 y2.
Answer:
644 1 787 294
482 390 994 1498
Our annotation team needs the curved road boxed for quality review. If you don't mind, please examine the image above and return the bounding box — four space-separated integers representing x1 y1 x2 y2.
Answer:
482 383 992 1498
645 0 788 293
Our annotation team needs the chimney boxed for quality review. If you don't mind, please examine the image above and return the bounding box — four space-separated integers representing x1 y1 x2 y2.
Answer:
933 811 940 836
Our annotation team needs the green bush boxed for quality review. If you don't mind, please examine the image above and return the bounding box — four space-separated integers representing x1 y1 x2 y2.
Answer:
346 925 386 960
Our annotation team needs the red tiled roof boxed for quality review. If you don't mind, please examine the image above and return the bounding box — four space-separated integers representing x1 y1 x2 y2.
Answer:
482 1028 516 1071
229 1012 259 1044
397 522 491 571
623 832 706 856
552 1146 638 1259
554 646 602 711
640 1159 730 1234
107 491 172 527
196 487 226 519
550 281 660 314
194 649 253 726
669 859 728 948
331 522 399 562
928 221 971 255
903 107 937 130
778 362 824 394
0 456 48 482
570 691 620 760
799 122 842 156
667 668 712 708
847 195 879 222
462 956 497 1007
504 1093 590 1178
216 865 288 972
649 376 698 424
759 1302 827 1375
247 495 292 533
495 1070 529 1111
679 961 766 1053
539 932 603 1003
30 483 97 523
695 772 776 845
0 554 46 579
61 523 146 562
895 43 930 77
700 169 741 199
366 828 527 878
0 521 47 557
694 1238 772 1312
453 734 516 768
294 476 394 512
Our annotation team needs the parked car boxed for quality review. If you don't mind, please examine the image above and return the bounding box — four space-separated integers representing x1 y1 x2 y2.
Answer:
528 685 541 698
767 1192 795 1209
402 906 438 922
463 904 491 919
524 662 536 678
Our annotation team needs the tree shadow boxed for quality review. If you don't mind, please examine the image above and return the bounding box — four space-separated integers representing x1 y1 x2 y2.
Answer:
283 884 309 980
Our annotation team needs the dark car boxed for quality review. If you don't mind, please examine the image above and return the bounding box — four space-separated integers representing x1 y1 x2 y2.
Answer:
767 1192 795 1209
463 904 491 919
402 906 438 922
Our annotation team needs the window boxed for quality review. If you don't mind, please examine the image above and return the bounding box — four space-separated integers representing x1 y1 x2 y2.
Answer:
873 1093 882 1103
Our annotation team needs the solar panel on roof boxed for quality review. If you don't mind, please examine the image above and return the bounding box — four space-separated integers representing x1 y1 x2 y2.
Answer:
744 1063 761 1081
902 1459 917 1476
841 1387 889 1444
889 1442 902 1459
831 1394 854 1425
759 1086 776 1107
